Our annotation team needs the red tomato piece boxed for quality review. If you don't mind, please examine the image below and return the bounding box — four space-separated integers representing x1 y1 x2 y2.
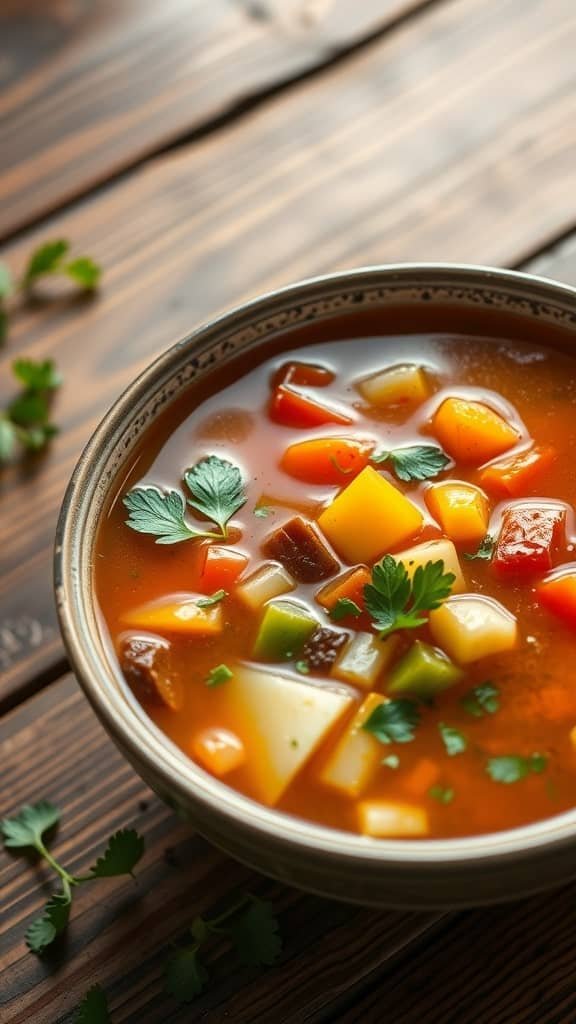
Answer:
479 445 557 498
200 546 249 592
272 361 335 388
538 569 576 629
493 504 566 578
269 386 353 428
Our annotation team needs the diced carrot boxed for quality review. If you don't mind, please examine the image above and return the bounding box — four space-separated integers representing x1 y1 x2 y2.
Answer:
192 728 246 777
121 595 223 635
316 566 371 613
402 758 440 798
537 568 576 629
425 481 489 546
269 385 353 428
280 437 374 485
432 397 520 464
272 361 335 388
200 546 249 592
479 445 557 498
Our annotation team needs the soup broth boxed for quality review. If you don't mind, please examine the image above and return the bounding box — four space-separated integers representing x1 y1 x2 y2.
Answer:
95 307 576 839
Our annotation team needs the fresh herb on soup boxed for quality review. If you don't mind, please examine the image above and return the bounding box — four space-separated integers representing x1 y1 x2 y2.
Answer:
95 315 576 839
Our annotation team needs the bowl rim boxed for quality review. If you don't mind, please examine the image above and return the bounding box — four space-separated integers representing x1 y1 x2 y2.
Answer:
55 261 576 871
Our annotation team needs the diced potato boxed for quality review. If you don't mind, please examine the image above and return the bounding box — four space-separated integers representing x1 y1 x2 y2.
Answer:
429 595 518 664
191 728 246 777
317 466 423 564
393 538 466 594
228 665 355 804
331 631 399 689
432 397 520 464
358 800 429 837
121 594 223 635
236 562 295 610
357 364 431 409
320 693 386 797
425 481 489 546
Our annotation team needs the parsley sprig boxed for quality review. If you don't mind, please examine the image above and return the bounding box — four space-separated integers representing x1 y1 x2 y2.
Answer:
1 800 144 954
76 985 111 1023
164 892 282 1004
362 699 421 744
486 753 547 784
364 555 455 639
123 455 247 545
371 444 450 482
0 358 62 462
464 535 495 562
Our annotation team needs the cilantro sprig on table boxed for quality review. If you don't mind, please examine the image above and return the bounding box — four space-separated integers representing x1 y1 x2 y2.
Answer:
364 555 455 639
1 801 144 954
123 455 247 545
76 985 111 1023
0 358 62 462
371 444 450 482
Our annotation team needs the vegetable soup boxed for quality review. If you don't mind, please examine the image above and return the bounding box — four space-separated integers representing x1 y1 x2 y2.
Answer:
95 308 576 839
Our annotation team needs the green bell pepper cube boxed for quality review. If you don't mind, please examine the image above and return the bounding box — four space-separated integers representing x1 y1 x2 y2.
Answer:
388 640 463 698
253 600 317 661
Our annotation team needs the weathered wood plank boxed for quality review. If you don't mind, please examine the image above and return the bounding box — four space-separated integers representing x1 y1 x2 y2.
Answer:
0 0 431 238
0 674 439 1023
2 0 576 703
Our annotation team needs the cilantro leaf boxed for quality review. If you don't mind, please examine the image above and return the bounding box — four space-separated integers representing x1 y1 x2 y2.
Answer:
461 682 500 718
486 753 548 784
438 722 467 756
76 985 111 1024
164 947 208 1003
362 699 420 744
381 754 400 769
364 556 454 638
429 785 454 804
196 589 228 608
23 240 69 287
0 261 12 298
26 890 71 954
229 895 282 967
185 456 246 535
8 390 49 427
205 664 233 687
65 257 102 291
464 535 495 562
254 505 273 518
371 445 450 482
330 597 362 621
88 829 144 878
123 487 205 545
12 358 62 391
295 660 309 674
1 800 60 850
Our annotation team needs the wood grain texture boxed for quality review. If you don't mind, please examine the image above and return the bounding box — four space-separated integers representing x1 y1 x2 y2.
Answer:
0 674 439 1024
2 0 576 701
0 0 431 238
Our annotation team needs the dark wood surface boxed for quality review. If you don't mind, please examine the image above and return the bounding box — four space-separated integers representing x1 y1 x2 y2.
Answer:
2 1 576 1020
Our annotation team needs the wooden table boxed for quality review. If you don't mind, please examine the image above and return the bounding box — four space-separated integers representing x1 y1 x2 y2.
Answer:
2 2 576 1020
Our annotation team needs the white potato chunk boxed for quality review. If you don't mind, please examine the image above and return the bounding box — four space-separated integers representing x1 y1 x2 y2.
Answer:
357 364 431 408
236 562 295 610
393 538 466 594
331 632 398 689
429 594 517 664
358 800 429 837
229 664 355 805
320 693 385 798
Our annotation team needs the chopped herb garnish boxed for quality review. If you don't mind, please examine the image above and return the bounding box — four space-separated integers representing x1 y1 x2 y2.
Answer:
196 589 228 608
76 984 111 1023
330 597 362 621
205 664 233 687
371 444 450 482
124 455 247 545
429 785 455 804
0 358 62 463
381 754 400 769
1 801 144 954
464 535 495 561
362 699 421 744
364 555 455 639
461 681 500 718
294 661 310 675
438 722 467 756
486 753 548 784
254 505 273 518
290 738 300 748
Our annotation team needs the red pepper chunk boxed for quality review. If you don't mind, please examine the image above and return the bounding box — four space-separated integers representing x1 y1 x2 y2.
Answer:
200 545 249 592
538 570 576 629
269 386 353 428
272 361 335 389
493 504 566 578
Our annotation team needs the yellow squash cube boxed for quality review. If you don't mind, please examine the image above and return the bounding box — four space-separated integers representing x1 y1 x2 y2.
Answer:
357 364 431 409
429 594 517 664
317 466 423 564
358 800 429 838
320 693 386 798
331 632 399 689
393 538 466 593
425 481 489 546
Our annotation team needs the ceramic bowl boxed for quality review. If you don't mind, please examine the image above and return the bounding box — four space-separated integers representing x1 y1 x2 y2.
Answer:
55 263 576 908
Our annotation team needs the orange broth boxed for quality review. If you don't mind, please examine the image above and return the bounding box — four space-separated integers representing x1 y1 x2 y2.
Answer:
95 306 576 838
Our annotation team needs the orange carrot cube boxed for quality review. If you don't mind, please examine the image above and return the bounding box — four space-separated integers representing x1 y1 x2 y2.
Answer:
479 444 557 497
200 546 249 592
432 397 519 464
192 728 246 777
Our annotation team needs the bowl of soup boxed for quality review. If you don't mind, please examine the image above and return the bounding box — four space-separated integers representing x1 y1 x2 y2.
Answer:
55 264 576 907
